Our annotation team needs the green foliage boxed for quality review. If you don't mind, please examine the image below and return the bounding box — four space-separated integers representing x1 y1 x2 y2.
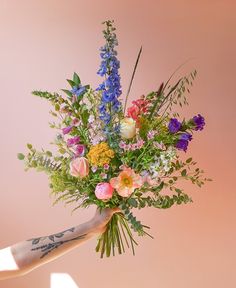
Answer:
22 144 62 174
17 153 25 160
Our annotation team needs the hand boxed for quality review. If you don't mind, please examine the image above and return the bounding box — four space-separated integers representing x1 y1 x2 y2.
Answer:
90 207 121 234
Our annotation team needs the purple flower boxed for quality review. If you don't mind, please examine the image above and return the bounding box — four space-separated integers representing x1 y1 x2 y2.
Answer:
62 126 73 135
175 139 189 152
192 114 205 131
67 136 80 147
168 118 182 133
180 133 192 141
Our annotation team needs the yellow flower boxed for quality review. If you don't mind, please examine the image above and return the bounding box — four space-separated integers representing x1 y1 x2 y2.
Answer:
87 142 115 166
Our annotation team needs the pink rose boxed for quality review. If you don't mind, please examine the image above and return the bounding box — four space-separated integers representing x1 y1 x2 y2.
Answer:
69 157 89 178
95 182 114 200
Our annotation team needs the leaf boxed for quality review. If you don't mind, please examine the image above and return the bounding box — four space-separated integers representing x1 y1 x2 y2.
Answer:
46 151 52 157
128 198 138 208
155 181 164 192
73 72 81 85
181 169 187 176
61 89 73 97
123 46 143 113
175 188 182 194
27 143 33 149
17 153 25 160
67 79 76 88
186 157 192 163
55 103 60 111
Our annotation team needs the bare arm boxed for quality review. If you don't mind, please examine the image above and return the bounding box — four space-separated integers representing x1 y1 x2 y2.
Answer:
0 208 118 280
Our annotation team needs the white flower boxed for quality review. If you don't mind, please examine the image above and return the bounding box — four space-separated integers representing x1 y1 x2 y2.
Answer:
88 115 95 123
120 118 136 139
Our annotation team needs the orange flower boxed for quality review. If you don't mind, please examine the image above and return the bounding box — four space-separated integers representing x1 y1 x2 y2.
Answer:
110 167 143 197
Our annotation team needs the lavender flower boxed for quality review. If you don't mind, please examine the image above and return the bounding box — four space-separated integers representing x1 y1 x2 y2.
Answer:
168 118 182 133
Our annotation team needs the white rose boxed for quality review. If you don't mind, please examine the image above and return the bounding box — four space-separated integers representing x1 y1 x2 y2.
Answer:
120 118 136 139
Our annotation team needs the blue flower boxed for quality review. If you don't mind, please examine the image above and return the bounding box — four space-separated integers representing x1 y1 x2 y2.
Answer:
71 85 86 97
97 21 122 126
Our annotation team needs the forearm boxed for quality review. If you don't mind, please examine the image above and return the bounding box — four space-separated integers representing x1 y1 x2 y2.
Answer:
0 219 98 280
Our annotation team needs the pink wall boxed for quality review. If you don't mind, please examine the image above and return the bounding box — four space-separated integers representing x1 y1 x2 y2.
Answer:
0 0 235 287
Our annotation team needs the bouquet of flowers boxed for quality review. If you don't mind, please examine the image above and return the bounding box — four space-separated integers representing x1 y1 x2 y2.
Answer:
18 20 210 258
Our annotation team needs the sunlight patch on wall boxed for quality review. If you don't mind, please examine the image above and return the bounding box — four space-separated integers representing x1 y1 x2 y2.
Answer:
0 247 18 271
50 273 79 288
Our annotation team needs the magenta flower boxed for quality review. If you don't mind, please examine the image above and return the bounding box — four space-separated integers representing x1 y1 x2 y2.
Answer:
75 144 85 156
103 164 110 170
67 136 80 147
62 126 73 135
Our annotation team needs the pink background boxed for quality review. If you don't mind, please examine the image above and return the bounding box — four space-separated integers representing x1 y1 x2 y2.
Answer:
0 0 235 287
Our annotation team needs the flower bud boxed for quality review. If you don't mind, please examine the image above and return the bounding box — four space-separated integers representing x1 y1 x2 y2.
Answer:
69 157 89 178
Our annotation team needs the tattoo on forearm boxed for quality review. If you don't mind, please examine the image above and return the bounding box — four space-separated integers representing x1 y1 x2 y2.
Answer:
27 227 87 258
28 227 76 245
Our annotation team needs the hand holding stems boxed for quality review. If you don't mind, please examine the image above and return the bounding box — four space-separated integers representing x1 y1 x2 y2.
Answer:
0 207 119 280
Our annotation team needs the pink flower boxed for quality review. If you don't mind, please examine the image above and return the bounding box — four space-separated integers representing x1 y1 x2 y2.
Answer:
119 141 126 149
67 136 80 147
69 157 89 178
137 139 145 148
72 118 79 125
127 98 149 120
62 126 73 135
103 164 110 170
95 182 114 200
100 172 108 179
110 167 143 197
147 130 156 140
127 105 140 120
75 144 85 156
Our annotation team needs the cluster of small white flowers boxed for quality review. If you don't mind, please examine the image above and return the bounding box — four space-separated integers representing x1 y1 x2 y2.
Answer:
148 147 176 177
